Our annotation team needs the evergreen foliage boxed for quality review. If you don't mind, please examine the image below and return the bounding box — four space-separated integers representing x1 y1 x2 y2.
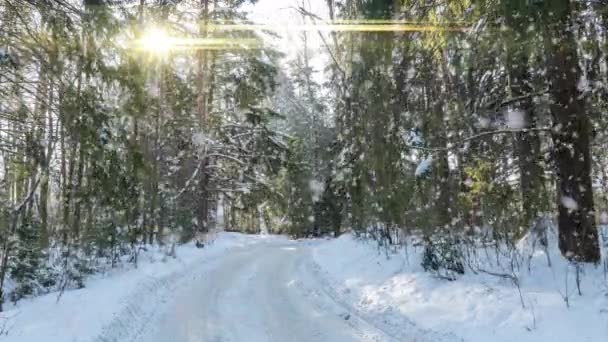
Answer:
0 0 607 308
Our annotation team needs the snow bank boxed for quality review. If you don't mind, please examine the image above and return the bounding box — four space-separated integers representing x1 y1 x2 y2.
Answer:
0 233 282 342
312 233 608 342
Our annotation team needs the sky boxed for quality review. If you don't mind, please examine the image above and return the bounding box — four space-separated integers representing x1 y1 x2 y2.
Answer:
247 0 329 42
246 0 330 82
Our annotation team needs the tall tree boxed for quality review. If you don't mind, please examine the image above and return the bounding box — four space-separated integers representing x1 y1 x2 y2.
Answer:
541 0 600 262
503 0 546 232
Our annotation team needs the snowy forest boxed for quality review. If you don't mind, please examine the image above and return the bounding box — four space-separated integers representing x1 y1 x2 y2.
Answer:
1 0 608 327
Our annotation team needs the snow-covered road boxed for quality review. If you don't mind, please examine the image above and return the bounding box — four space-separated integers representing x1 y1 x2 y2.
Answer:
140 241 395 342
4 232 605 342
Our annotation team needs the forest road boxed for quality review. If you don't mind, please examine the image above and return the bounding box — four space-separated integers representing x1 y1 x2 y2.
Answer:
139 240 397 342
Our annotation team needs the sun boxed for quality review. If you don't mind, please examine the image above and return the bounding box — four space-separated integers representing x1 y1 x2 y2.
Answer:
137 27 173 55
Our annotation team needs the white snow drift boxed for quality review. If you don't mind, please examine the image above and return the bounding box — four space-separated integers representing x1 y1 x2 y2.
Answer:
312 230 608 342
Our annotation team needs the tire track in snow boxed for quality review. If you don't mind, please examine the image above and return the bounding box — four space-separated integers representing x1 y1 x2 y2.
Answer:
305 247 464 342
94 245 247 342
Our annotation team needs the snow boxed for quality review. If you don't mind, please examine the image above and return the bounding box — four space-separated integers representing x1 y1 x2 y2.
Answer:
140 240 397 342
403 128 423 145
309 179 325 202
192 131 215 150
407 66 416 80
477 116 491 129
1 233 402 342
464 177 474 187
415 155 433 176
4 231 606 342
312 232 608 342
506 109 526 129
600 211 608 225
560 196 578 210
578 73 590 94
0 233 278 342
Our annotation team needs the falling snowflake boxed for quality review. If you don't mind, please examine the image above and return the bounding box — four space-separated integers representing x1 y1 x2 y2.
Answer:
506 110 526 129
577 73 590 93
600 211 608 225
561 196 578 210
309 179 325 202
192 131 209 148
464 178 474 187
478 117 491 129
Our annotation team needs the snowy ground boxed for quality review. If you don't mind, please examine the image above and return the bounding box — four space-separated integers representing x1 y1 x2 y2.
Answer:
312 231 608 342
138 241 401 342
1 231 606 342
0 233 280 342
0 233 417 342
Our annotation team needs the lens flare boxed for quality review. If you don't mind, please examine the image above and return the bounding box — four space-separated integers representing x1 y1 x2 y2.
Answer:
133 27 263 52
132 21 466 53
209 22 467 33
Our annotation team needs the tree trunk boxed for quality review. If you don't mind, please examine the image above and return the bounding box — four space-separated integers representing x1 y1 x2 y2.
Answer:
72 142 85 239
38 82 54 249
543 0 600 262
63 140 76 244
429 67 451 230
504 2 545 231
196 0 211 233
